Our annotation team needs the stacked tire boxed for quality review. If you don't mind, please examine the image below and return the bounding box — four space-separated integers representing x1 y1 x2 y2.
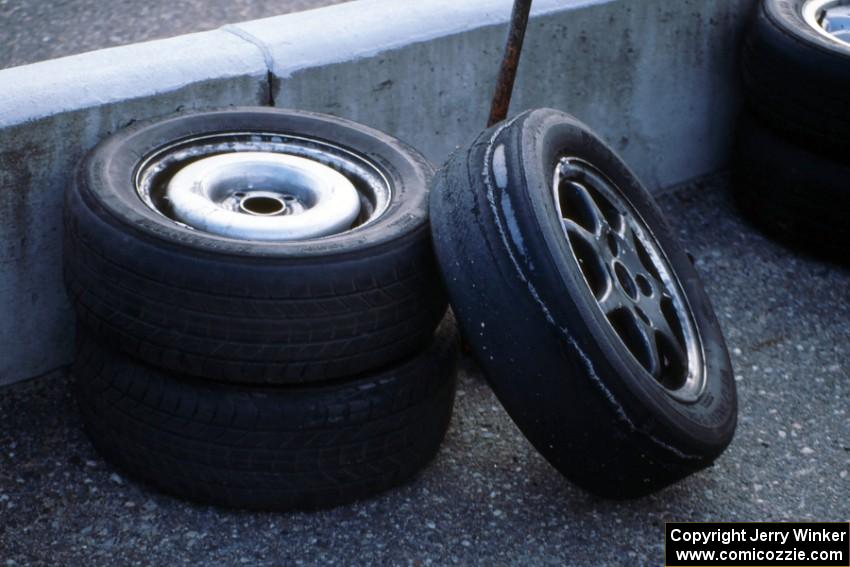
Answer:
64 108 458 511
735 0 850 260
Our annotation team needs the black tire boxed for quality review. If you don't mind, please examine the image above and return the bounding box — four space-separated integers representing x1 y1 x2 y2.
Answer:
64 107 447 385
741 0 850 159
73 319 459 511
430 108 737 498
734 113 850 258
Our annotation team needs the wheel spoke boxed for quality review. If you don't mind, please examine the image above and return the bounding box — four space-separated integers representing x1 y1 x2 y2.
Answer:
644 293 688 367
574 181 610 237
659 310 688 360
641 292 671 334
652 326 689 389
606 307 658 375
562 219 597 244
561 159 627 233
563 220 612 300
662 328 688 372
628 228 663 284
598 285 626 315
643 323 663 377
556 177 608 238
618 233 649 278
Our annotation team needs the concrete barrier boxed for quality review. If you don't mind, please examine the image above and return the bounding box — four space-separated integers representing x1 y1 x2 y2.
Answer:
235 0 755 188
0 31 269 386
0 0 755 386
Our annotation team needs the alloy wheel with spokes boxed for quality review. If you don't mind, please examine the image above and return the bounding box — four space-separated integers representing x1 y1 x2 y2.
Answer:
554 157 704 402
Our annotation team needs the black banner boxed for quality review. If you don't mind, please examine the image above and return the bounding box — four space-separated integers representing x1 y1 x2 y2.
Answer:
665 522 849 567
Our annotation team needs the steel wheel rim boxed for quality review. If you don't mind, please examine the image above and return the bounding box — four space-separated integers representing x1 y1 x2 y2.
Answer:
553 157 705 402
803 0 850 46
135 132 392 241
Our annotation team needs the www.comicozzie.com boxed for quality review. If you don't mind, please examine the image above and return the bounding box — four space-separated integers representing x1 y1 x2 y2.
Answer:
664 522 850 567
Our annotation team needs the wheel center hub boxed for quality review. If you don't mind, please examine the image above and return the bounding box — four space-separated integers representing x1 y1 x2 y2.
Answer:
238 192 289 216
165 152 362 241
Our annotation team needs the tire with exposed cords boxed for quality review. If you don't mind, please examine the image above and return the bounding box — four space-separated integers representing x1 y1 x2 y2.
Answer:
64 108 447 384
430 108 737 498
73 318 459 511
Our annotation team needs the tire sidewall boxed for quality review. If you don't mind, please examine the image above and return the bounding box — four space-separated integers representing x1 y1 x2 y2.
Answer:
765 0 850 58
488 109 736 454
79 107 433 259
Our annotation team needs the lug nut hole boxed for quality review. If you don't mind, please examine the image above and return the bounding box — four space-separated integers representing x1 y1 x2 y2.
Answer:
614 261 638 300
635 274 653 296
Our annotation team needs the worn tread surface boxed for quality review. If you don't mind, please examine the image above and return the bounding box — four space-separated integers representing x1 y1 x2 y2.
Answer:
73 320 459 511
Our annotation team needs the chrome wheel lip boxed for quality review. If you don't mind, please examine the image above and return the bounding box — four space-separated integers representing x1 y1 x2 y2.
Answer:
803 0 850 47
165 152 361 241
553 157 706 403
135 132 392 242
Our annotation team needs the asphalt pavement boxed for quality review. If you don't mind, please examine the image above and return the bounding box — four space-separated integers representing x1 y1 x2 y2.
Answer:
0 0 345 70
0 175 847 566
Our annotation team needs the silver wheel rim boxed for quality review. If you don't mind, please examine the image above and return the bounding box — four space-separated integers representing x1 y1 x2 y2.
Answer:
166 152 361 240
553 157 705 402
135 132 391 241
803 0 850 46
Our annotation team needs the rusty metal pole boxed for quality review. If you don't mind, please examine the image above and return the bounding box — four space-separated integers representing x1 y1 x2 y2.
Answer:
487 0 533 127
